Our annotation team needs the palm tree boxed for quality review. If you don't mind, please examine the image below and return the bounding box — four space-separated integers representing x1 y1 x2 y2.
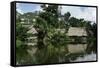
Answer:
32 4 69 64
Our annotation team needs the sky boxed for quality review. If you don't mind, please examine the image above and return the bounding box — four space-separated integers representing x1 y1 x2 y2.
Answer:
16 3 42 14
61 6 96 23
16 3 96 23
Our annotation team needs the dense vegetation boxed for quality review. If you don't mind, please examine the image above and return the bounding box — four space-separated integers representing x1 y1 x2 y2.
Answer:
16 4 97 65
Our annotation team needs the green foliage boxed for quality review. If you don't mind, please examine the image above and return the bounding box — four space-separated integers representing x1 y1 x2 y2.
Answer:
16 4 97 64
64 12 71 21
32 4 69 63
85 22 97 53
16 39 22 48
49 32 68 47
16 18 34 64
39 4 59 28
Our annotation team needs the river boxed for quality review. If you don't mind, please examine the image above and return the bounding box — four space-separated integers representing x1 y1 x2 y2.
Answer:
70 52 96 62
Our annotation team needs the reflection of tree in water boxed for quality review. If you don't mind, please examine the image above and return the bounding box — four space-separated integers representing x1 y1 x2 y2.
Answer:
16 4 97 64
86 23 97 54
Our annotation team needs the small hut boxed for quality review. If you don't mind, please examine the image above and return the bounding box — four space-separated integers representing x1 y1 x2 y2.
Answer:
67 27 88 53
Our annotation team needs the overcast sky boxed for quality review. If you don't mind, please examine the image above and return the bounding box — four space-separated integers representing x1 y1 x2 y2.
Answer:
16 3 96 23
61 6 96 23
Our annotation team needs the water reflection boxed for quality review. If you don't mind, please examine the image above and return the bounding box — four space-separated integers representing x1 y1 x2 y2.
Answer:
67 44 87 53
70 52 96 62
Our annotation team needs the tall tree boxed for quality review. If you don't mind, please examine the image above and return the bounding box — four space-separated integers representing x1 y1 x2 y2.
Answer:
64 12 71 22
33 4 69 63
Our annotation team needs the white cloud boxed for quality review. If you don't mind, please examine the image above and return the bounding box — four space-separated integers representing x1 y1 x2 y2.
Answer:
16 3 96 23
16 3 24 14
33 6 42 12
61 6 96 22
16 8 24 14
16 3 42 14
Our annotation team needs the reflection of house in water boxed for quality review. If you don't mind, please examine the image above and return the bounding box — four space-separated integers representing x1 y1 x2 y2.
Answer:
67 27 88 53
20 16 38 56
27 26 38 46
